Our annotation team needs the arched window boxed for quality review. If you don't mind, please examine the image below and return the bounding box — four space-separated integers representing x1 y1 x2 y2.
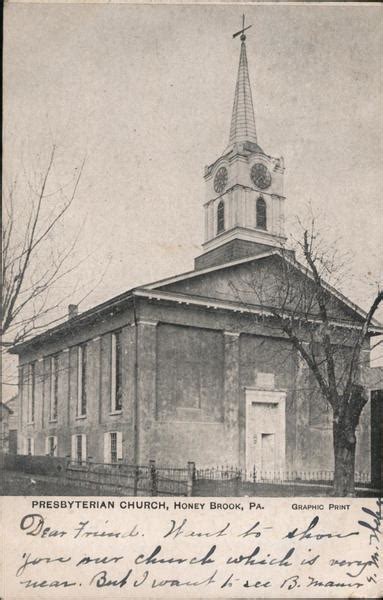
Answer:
217 200 225 234
256 197 267 230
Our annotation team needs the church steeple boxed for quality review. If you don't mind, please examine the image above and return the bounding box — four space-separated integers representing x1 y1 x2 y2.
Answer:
195 17 286 271
228 36 258 148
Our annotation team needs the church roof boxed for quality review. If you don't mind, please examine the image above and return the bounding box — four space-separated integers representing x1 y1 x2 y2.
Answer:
146 250 383 330
228 38 258 148
145 250 277 289
8 250 383 354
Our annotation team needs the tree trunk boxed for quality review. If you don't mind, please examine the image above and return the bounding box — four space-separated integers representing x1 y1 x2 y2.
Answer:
332 417 357 496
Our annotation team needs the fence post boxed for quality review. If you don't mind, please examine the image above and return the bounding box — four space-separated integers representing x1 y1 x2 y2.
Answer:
233 469 241 496
149 460 157 496
134 465 139 496
187 461 195 497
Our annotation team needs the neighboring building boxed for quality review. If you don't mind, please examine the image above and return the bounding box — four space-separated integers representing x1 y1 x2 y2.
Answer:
5 395 19 454
0 402 13 453
10 29 382 477
366 367 383 489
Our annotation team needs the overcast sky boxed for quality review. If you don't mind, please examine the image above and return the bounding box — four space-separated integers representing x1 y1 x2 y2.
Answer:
3 2 382 393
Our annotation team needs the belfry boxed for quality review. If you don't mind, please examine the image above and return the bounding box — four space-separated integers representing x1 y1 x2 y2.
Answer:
195 18 286 270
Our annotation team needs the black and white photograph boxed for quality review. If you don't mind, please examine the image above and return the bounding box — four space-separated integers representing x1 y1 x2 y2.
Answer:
2 1 382 501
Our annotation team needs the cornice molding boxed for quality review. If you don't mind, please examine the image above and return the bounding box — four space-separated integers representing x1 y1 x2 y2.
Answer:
203 226 286 252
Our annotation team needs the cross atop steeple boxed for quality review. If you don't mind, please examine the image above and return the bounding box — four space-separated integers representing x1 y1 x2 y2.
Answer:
232 14 252 42
228 15 258 149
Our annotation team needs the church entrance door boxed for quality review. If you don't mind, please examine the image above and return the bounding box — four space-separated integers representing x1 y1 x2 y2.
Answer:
260 432 275 471
245 389 286 477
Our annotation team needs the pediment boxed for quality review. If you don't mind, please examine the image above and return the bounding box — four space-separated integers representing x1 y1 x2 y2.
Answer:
149 253 368 326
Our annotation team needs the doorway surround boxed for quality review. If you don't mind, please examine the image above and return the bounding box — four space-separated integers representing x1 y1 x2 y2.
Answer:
245 387 286 476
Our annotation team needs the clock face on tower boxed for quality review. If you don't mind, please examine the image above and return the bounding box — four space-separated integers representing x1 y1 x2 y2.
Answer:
251 163 271 190
214 166 228 194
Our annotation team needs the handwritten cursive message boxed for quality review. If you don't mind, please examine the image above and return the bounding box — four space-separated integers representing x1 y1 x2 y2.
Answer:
1 497 381 598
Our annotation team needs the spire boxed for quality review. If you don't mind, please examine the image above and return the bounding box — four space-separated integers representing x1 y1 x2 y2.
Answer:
228 19 258 148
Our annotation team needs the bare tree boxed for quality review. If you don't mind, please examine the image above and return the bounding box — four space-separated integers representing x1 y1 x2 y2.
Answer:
1 145 85 350
230 221 382 496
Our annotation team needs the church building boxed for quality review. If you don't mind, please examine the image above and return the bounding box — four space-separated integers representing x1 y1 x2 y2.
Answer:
11 26 380 478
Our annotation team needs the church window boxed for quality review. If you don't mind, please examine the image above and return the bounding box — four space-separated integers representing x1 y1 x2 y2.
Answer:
256 197 267 230
27 437 34 456
49 354 59 421
104 431 122 464
217 200 225 234
27 363 36 423
71 433 87 464
46 435 58 457
110 432 118 462
77 344 87 417
111 331 123 412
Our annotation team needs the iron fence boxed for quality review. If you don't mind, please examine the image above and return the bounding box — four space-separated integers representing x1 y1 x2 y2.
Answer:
154 463 190 496
245 468 373 486
66 459 191 495
194 464 373 487
66 460 152 494
193 465 241 496
195 465 242 481
3 453 376 495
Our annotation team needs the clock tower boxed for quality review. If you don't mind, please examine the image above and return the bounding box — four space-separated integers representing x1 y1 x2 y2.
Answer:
195 20 286 270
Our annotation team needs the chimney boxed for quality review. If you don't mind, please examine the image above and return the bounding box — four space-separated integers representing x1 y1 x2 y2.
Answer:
68 304 78 320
